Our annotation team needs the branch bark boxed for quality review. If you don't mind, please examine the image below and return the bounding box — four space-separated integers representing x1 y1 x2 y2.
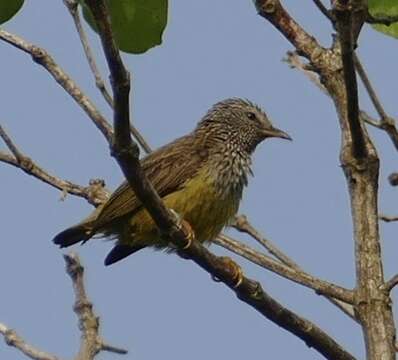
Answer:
255 0 396 358
0 29 113 144
77 2 357 358
64 253 127 359
0 124 109 206
0 323 59 360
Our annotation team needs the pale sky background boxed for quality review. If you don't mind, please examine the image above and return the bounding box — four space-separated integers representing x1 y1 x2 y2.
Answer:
1 1 398 359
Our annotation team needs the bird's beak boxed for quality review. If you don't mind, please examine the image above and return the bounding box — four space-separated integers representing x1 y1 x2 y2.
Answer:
262 127 292 141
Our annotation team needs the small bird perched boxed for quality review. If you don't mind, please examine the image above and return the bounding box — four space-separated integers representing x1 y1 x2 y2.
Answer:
53 98 290 265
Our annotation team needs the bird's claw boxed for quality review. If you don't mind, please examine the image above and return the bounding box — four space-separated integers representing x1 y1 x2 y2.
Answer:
218 256 244 288
170 209 195 250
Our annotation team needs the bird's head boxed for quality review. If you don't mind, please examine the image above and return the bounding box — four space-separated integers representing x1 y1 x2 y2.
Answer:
196 98 291 154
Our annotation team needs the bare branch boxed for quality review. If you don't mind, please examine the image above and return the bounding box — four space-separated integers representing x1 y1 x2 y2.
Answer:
0 29 113 144
355 55 398 150
379 215 398 223
0 128 109 206
0 124 24 160
382 274 398 293
64 253 127 359
78 6 360 359
215 234 356 320
232 215 300 269
256 1 326 64
313 0 334 22
63 0 113 107
230 215 357 318
284 51 327 94
61 0 152 154
334 6 366 159
0 323 59 360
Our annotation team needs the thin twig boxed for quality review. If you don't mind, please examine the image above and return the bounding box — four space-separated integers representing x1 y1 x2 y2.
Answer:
355 55 398 150
232 214 300 269
312 0 334 22
360 111 382 127
63 0 113 107
0 29 113 144
0 124 24 160
354 54 387 119
284 51 327 94
64 253 128 359
0 323 59 360
382 274 398 293
0 148 109 207
62 0 152 154
215 234 356 320
379 215 398 223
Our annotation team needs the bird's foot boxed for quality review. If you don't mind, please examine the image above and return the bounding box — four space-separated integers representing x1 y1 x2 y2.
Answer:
217 256 244 288
169 209 195 250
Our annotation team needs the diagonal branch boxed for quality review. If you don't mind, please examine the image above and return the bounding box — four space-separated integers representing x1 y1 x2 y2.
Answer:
232 214 300 268
61 0 152 154
0 29 113 144
63 0 113 108
0 323 59 360
83 0 354 305
0 124 109 206
231 215 356 319
215 234 356 320
313 0 335 22
255 0 325 63
354 55 398 150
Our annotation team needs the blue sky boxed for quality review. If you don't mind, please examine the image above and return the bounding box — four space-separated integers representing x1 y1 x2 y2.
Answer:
1 1 398 359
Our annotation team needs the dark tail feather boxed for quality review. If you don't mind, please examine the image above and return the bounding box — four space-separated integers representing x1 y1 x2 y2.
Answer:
105 244 145 266
53 225 93 248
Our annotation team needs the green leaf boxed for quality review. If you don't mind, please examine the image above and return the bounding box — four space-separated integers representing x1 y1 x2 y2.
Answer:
82 0 168 54
369 0 398 39
0 0 24 24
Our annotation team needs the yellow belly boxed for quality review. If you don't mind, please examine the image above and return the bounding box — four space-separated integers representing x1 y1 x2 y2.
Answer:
119 169 241 247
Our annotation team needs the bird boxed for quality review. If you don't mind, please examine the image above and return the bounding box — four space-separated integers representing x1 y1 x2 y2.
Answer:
53 98 291 266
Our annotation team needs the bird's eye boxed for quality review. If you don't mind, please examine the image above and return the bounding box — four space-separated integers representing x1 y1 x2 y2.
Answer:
246 112 256 121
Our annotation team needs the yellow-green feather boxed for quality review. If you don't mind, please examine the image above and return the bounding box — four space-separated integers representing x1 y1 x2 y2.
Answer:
118 166 241 248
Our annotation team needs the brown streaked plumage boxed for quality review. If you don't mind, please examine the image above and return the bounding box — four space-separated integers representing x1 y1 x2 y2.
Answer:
53 98 291 265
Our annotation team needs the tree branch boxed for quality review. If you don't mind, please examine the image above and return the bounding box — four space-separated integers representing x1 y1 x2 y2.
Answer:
255 1 325 63
354 55 398 150
0 323 59 360
0 254 126 360
64 253 127 359
382 274 398 293
257 0 396 357
63 0 113 108
215 234 356 320
232 215 300 268
333 5 366 159
313 0 334 22
0 29 113 144
0 124 109 206
379 214 398 223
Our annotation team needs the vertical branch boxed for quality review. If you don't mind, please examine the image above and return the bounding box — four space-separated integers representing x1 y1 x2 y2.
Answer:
255 0 396 358
333 7 365 159
331 2 396 359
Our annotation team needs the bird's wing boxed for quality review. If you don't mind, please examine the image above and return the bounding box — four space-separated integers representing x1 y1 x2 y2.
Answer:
93 134 208 229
